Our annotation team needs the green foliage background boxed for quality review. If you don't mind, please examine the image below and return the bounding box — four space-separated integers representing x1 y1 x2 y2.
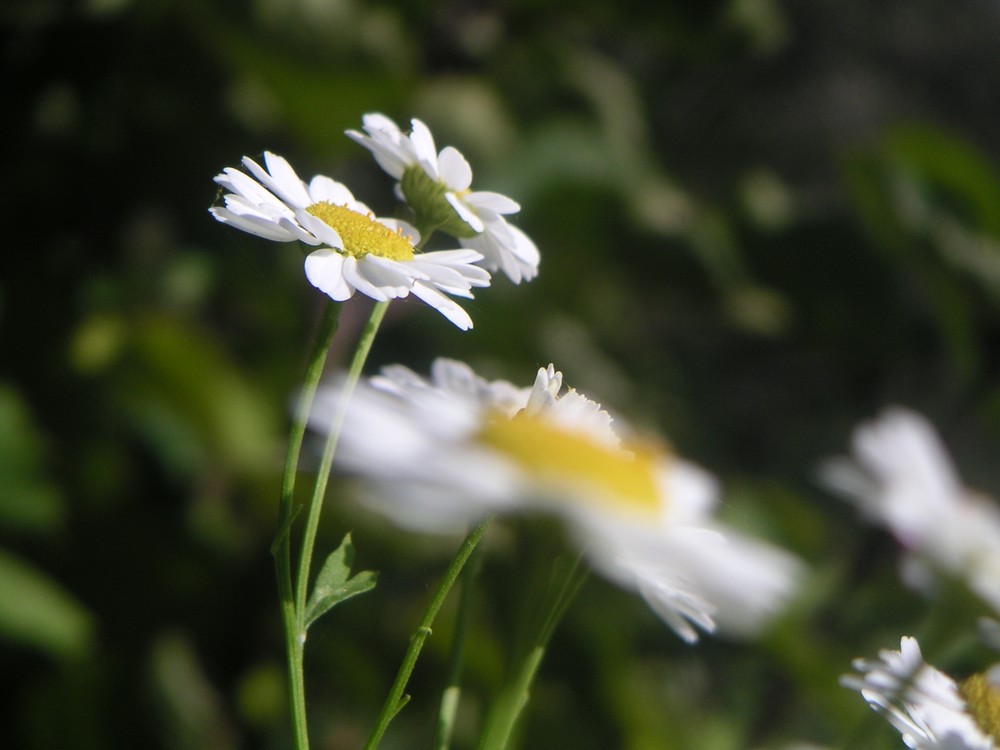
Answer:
6 1 1000 748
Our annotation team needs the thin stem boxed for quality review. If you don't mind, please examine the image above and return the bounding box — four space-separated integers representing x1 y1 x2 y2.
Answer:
273 301 341 750
432 531 485 750
294 300 390 626
476 555 589 750
364 518 493 750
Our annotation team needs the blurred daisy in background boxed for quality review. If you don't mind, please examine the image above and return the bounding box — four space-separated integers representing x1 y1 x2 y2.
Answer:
347 114 541 283
311 358 803 642
210 151 491 329
843 636 999 749
822 408 1000 613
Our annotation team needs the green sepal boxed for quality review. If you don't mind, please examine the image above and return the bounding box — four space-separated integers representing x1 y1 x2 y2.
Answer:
303 533 378 630
400 167 481 239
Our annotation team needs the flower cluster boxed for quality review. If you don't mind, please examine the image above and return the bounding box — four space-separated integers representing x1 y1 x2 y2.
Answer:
822 408 1000 613
211 114 539 330
311 358 803 642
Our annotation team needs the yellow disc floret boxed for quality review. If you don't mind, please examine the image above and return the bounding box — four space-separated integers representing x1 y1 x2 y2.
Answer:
477 411 663 518
960 672 1000 742
306 202 414 261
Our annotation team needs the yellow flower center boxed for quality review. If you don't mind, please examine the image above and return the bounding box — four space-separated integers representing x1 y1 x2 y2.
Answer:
961 672 1000 742
305 202 414 261
476 411 663 518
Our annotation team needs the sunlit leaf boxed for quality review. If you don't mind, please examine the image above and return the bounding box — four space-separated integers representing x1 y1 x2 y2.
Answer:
120 315 280 479
0 548 93 658
884 125 1000 235
0 384 64 534
149 631 238 750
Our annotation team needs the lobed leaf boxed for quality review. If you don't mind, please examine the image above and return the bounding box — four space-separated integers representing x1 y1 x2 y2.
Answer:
304 533 378 630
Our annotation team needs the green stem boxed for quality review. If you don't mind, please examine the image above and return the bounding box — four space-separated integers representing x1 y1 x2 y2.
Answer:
294 301 390 627
478 646 545 750
272 301 341 750
364 518 493 750
432 530 485 750
476 555 588 750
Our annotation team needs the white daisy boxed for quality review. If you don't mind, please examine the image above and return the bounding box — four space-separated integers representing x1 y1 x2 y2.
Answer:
210 151 491 330
822 408 1000 613
843 636 998 749
311 358 802 642
346 113 540 283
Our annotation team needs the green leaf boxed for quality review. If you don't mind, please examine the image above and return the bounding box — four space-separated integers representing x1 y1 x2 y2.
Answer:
120 315 280 479
0 547 93 658
0 383 65 534
303 534 377 630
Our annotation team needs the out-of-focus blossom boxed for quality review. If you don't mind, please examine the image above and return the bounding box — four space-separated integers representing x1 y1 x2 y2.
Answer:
311 358 802 642
823 408 1000 612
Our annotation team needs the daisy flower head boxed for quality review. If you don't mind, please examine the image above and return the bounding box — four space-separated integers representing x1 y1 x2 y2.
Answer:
311 358 802 642
822 408 1000 613
346 113 540 283
843 636 1000 749
210 151 491 330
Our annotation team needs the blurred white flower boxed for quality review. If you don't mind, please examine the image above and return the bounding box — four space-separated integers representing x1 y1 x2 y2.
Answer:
822 408 1000 612
843 636 997 749
347 113 540 283
210 151 491 329
312 358 802 642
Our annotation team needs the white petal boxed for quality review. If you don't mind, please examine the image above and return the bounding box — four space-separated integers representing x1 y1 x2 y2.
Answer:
445 192 485 233
308 175 356 205
346 118 412 179
359 255 423 290
408 119 440 179
409 282 474 330
362 112 403 133
683 526 804 637
408 265 475 297
219 192 277 218
461 219 540 284
412 249 492 289
420 248 484 264
464 190 520 215
437 146 473 191
242 153 312 209
216 168 290 213
413 266 487 296
295 209 345 249
276 216 324 245
505 223 541 265
342 257 393 301
304 249 354 301
660 460 719 524
209 207 300 242
576 525 717 642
